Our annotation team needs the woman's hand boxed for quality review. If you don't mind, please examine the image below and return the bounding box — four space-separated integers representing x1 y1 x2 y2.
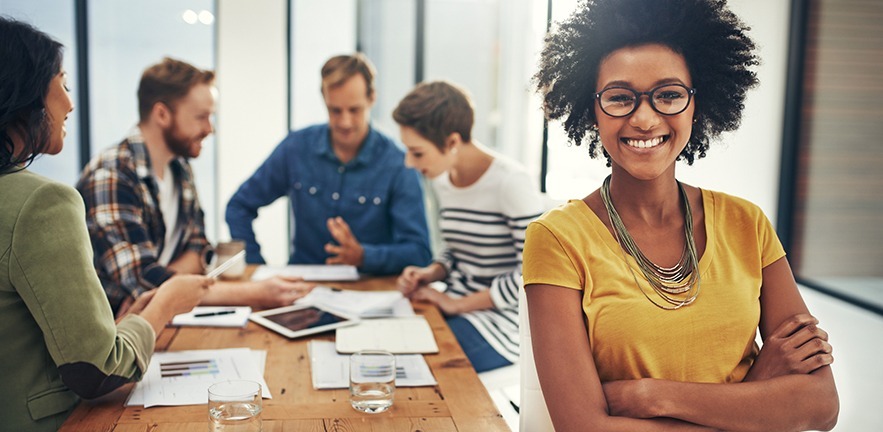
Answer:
602 379 655 419
125 290 157 316
412 286 461 315
151 274 214 316
745 313 833 381
115 290 157 323
136 275 213 336
397 265 440 297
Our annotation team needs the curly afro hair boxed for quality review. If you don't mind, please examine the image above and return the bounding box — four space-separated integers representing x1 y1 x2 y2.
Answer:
535 0 759 165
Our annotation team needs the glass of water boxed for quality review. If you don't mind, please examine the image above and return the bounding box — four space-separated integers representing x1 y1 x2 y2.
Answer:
208 380 262 431
349 350 396 413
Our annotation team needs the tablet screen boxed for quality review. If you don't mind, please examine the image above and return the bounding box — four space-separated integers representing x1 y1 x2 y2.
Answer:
264 306 347 332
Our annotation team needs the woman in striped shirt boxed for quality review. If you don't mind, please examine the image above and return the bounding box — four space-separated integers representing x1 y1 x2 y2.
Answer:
393 81 546 372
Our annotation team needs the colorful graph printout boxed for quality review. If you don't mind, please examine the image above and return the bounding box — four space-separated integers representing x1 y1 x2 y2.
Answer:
126 348 270 407
160 359 219 378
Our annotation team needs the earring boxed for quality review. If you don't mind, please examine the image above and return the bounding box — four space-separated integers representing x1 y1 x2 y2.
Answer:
692 118 697 124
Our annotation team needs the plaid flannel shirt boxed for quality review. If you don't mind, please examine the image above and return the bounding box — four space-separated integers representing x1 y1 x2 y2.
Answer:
76 131 210 313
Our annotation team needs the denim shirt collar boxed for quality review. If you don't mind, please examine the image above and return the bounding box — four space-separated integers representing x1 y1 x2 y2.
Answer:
314 124 379 168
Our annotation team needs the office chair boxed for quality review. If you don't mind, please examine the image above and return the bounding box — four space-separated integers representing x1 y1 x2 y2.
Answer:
519 287 555 431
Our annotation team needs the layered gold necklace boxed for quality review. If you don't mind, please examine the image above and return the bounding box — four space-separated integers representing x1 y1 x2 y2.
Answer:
600 175 700 310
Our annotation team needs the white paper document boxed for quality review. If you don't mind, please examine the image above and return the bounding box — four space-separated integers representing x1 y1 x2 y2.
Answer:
171 306 251 327
308 341 436 389
126 348 270 407
296 286 413 317
251 264 359 282
335 316 439 354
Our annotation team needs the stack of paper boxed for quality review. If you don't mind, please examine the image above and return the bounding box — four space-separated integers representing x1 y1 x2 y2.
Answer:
126 348 270 407
251 264 359 281
308 340 436 389
171 306 251 327
296 286 413 318
335 316 439 354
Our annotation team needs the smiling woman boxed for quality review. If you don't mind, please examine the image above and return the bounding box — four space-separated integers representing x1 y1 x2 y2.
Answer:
0 17 213 431
41 73 75 155
523 0 840 431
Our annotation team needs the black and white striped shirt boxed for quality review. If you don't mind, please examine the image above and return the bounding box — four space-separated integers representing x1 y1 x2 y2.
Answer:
433 156 546 363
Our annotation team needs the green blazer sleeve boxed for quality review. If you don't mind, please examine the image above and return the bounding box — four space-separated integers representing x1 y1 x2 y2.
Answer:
10 181 155 398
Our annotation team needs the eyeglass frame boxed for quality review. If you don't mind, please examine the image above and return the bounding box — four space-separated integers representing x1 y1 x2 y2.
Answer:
594 83 697 118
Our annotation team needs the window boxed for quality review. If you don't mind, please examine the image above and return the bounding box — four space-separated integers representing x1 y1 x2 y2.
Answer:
88 0 217 236
786 0 883 312
1 0 81 185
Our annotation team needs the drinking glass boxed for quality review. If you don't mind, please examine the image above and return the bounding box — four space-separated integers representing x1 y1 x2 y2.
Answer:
349 350 395 413
208 380 262 431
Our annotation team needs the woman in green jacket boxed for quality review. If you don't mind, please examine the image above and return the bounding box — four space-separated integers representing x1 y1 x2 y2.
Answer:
0 17 212 431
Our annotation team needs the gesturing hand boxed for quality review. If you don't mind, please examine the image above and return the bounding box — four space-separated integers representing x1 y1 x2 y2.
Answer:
746 313 833 381
325 216 364 267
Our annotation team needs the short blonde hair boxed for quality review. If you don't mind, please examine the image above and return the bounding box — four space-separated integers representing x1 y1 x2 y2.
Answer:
320 53 376 99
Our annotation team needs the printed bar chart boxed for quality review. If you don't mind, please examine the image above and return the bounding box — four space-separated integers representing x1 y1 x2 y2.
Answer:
160 359 219 378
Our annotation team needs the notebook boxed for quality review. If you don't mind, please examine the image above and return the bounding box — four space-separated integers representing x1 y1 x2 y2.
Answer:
335 316 439 354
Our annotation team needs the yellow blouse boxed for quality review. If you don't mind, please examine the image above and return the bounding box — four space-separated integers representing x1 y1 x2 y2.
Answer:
523 189 785 383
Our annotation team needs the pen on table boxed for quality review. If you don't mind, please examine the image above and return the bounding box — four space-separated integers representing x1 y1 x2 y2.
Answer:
193 310 236 317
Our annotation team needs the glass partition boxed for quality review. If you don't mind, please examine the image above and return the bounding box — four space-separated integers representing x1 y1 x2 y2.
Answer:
0 0 81 185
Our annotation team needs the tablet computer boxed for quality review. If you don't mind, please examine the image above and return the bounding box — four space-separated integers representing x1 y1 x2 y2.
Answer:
249 304 359 339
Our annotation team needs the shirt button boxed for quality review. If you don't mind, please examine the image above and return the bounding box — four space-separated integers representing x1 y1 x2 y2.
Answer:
332 192 340 200
309 186 317 195
358 196 366 204
373 197 382 205
338 166 345 174
294 182 302 190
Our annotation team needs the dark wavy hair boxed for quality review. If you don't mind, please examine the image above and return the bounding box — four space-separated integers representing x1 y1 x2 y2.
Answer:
0 16 64 172
535 0 759 165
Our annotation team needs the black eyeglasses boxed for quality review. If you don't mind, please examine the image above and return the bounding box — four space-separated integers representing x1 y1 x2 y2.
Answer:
595 84 696 118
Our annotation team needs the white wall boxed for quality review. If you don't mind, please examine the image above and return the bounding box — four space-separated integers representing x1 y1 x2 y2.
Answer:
290 0 357 130
677 0 791 225
216 0 289 265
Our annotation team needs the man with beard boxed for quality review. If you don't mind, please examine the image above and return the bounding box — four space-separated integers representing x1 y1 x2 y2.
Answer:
226 54 431 275
77 58 313 316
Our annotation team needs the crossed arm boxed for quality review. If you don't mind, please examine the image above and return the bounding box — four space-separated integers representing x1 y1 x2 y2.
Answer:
526 257 839 432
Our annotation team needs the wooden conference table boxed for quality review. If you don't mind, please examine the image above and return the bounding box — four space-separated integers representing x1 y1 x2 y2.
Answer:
59 270 509 431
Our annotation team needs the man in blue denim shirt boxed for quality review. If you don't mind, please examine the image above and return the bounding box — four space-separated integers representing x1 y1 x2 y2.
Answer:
225 54 432 275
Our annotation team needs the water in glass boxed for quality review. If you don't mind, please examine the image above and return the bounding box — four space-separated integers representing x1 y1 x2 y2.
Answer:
350 381 394 413
208 401 262 432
